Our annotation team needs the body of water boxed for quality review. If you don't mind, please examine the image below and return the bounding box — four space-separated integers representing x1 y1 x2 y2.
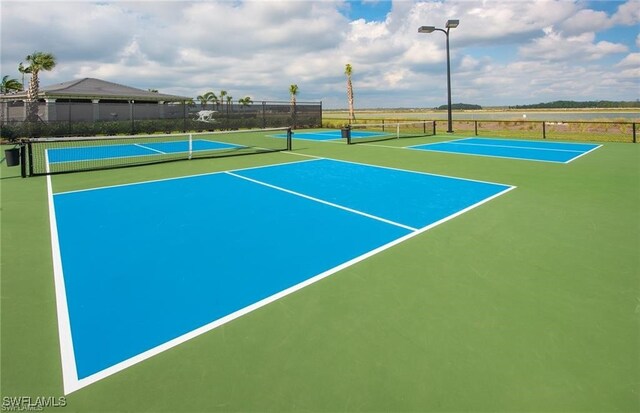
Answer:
325 110 640 122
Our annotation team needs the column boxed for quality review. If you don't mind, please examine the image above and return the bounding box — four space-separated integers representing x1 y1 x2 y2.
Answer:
92 99 100 121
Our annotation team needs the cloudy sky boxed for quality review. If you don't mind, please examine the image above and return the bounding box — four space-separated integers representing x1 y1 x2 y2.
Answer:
1 0 638 108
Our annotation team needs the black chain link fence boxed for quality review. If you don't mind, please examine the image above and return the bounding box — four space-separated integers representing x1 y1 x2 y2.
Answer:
1 100 321 140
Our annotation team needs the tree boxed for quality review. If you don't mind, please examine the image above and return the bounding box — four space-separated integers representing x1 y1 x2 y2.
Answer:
238 96 253 109
19 51 57 122
345 64 356 124
1 75 23 93
18 64 28 89
226 95 233 115
219 90 227 112
289 84 298 128
196 91 217 108
206 92 218 109
196 94 208 108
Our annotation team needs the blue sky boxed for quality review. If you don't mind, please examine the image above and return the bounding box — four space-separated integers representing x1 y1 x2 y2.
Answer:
344 0 393 21
1 0 638 108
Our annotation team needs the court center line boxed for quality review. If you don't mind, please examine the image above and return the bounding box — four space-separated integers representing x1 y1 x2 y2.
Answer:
224 171 419 232
134 143 166 154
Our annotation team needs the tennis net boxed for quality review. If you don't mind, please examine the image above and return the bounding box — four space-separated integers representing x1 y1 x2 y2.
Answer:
27 127 291 175
346 121 435 144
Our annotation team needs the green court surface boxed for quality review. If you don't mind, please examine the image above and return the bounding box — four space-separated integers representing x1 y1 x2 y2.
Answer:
1 132 639 412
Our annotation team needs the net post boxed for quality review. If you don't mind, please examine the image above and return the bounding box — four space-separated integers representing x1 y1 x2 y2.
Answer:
396 123 400 139
286 128 293 150
633 122 636 143
542 121 546 139
27 142 34 177
20 143 27 178
474 121 478 136
188 133 193 159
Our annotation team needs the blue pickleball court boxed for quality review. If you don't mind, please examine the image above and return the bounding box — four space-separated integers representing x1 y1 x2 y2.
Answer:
273 129 391 141
49 158 514 393
409 137 601 163
47 139 243 163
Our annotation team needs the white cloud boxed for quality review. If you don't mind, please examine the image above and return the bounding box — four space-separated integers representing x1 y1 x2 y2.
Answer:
1 0 638 108
612 0 640 25
560 9 611 35
519 29 628 61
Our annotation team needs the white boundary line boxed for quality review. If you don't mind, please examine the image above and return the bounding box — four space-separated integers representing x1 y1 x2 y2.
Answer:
53 158 322 196
407 146 573 164
563 144 603 164
225 171 419 232
46 152 81 394
313 156 514 187
441 140 584 153
406 137 602 164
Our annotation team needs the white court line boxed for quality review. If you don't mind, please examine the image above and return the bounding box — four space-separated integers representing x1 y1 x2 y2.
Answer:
225 171 419 232
134 143 166 154
562 144 603 164
408 146 574 164
53 158 323 196
46 152 81 394
443 139 586 153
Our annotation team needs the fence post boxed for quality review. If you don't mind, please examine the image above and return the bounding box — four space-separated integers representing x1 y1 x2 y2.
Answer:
474 120 478 136
130 100 135 134
633 123 636 143
542 121 546 139
183 101 187 133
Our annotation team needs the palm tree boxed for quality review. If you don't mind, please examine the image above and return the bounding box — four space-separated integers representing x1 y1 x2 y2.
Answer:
19 51 57 122
196 91 216 109
196 94 208 108
289 84 298 128
238 96 253 109
1 76 23 94
345 64 356 124
226 96 233 115
18 64 28 90
219 90 227 113
206 92 219 110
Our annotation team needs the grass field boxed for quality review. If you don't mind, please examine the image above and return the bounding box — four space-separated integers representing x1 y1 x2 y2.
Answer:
1 131 639 412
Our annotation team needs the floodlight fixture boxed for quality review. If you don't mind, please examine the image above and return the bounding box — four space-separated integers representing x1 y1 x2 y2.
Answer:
418 26 436 33
446 19 459 29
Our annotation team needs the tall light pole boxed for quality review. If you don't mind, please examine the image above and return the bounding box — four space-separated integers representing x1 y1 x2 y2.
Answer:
419 19 459 133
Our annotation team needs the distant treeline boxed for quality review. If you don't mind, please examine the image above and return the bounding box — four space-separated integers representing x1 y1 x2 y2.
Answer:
509 100 640 109
435 103 482 110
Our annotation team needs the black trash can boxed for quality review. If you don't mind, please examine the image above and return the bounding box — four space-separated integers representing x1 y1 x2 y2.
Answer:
341 126 351 143
4 147 20 167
